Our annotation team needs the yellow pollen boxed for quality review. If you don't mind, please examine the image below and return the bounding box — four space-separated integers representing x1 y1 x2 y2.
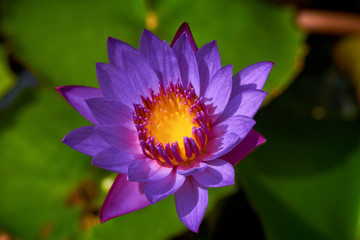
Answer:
133 82 211 166
147 104 194 147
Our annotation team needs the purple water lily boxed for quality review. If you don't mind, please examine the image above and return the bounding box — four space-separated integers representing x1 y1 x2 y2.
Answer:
57 22 273 232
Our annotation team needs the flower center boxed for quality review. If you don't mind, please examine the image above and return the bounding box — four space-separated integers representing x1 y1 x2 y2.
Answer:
133 81 211 166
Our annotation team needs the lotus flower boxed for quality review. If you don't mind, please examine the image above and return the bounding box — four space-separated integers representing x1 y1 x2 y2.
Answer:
57 22 273 232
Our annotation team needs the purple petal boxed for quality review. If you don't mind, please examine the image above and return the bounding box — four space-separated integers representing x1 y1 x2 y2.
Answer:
202 133 239 161
170 22 198 53
217 89 267 123
139 29 164 81
161 40 181 87
94 124 141 154
175 177 208 233
144 171 186 204
212 115 256 138
127 158 173 182
121 51 160 96
62 126 109 157
203 64 233 122
56 86 103 125
96 56 159 105
86 98 133 127
92 147 144 174
177 161 208 176
100 174 151 222
196 41 221 96
203 115 256 161
231 61 274 97
201 116 255 161
172 33 200 92
96 63 137 105
222 129 266 166
107 37 138 68
193 159 234 188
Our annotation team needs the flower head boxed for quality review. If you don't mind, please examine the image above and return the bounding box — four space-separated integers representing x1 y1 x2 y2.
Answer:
57 22 273 232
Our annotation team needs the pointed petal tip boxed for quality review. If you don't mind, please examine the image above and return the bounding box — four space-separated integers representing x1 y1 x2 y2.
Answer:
223 63 233 73
171 22 198 53
107 36 117 41
177 22 192 35
262 60 275 66
252 130 266 146
99 213 110 223
208 40 217 46
55 85 104 124
259 61 275 71
107 36 114 43
99 206 118 223
142 28 153 34
252 60 275 74
140 28 161 43
107 36 120 48
61 131 71 144
99 199 112 223
55 86 66 98
259 134 266 145
55 85 63 92
188 225 200 233
55 85 77 97
180 21 190 27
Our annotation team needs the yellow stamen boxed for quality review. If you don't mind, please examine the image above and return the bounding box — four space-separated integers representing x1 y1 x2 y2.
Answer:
133 82 211 166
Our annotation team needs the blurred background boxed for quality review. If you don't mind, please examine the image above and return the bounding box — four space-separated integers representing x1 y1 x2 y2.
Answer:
1 0 360 239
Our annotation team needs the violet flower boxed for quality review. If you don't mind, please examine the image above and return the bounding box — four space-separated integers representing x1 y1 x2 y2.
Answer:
57 22 273 232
